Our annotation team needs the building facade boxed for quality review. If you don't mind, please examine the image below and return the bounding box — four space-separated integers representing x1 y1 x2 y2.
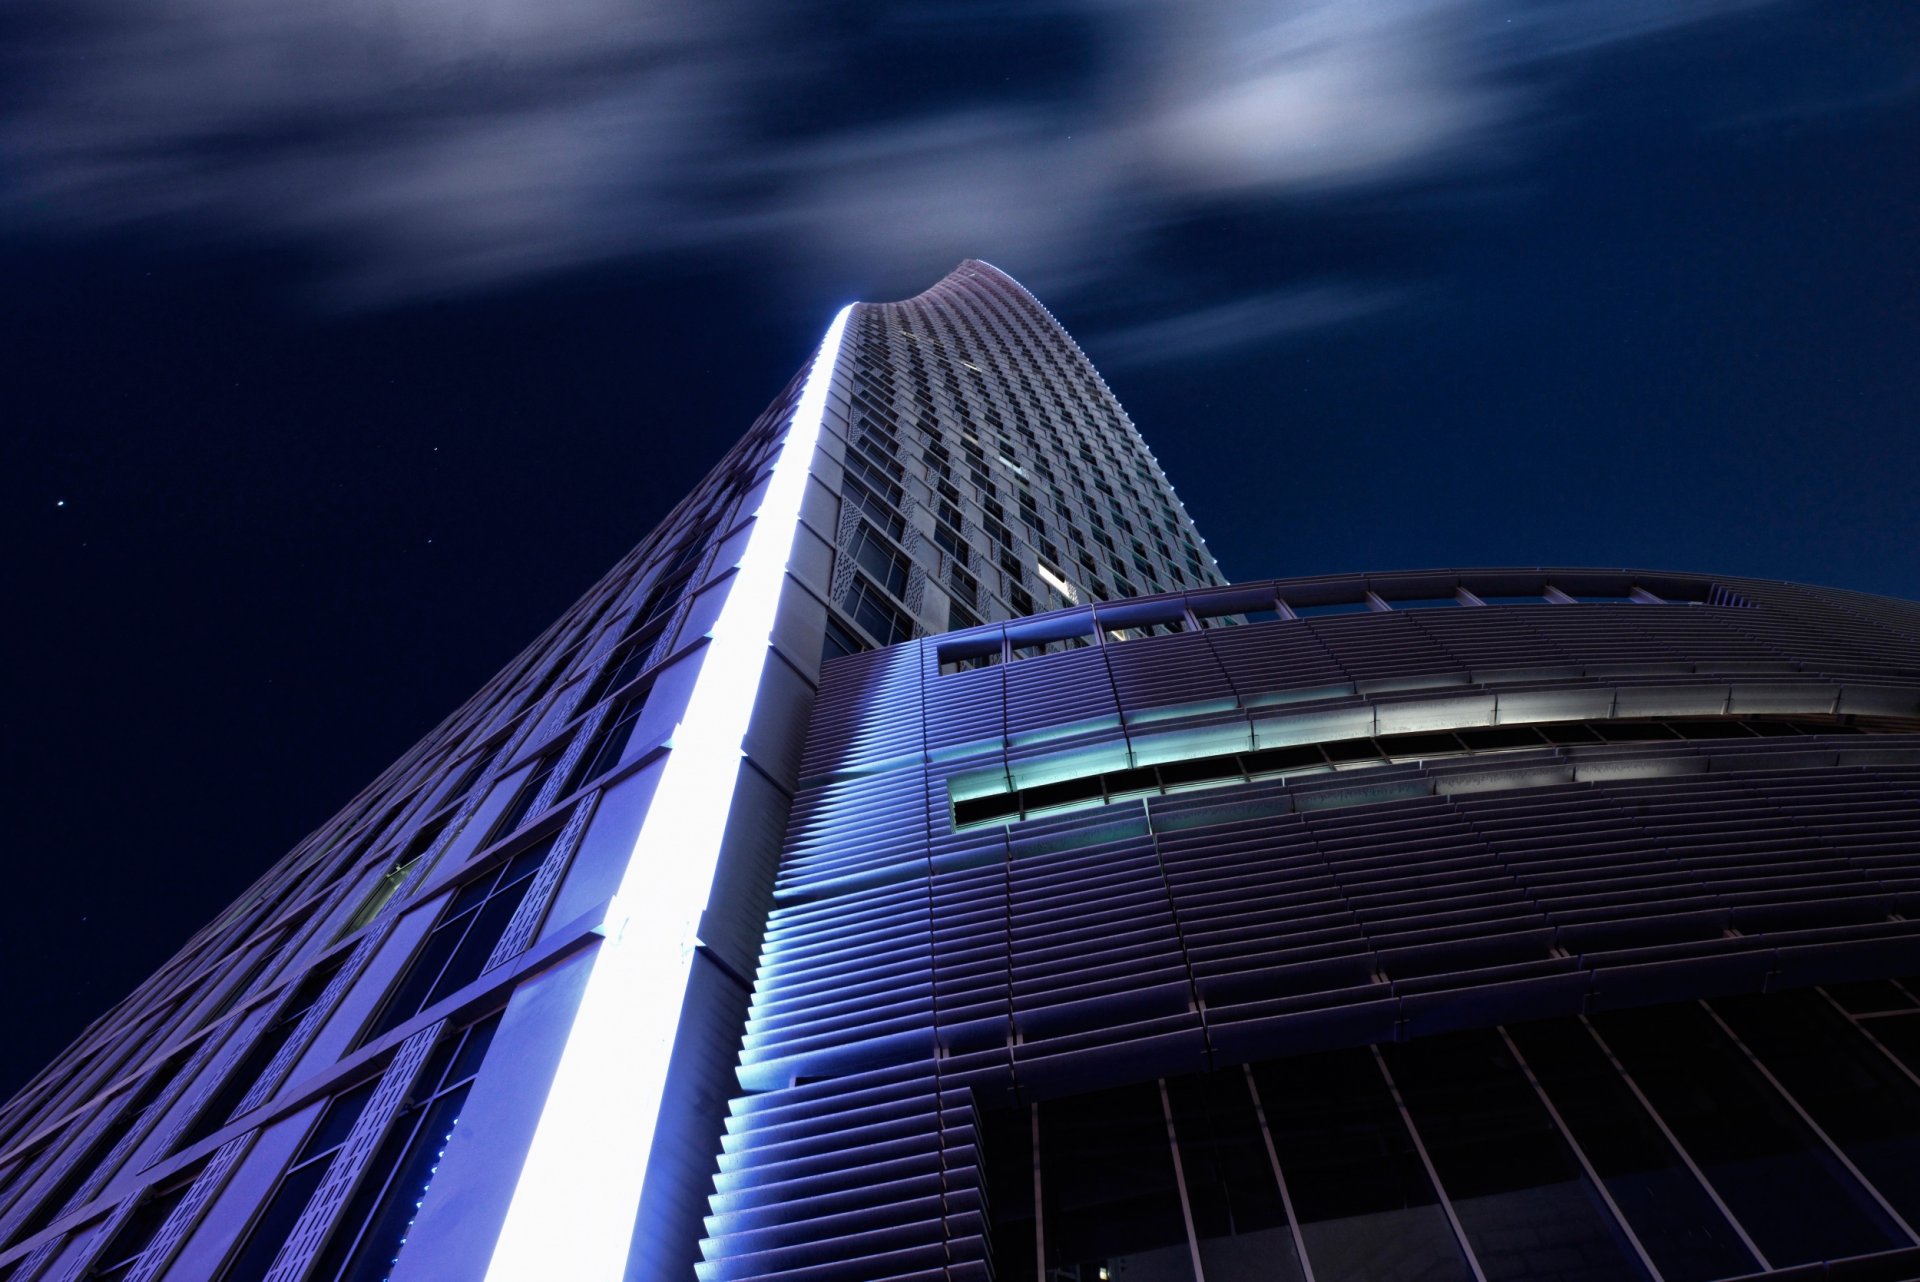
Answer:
5 266 1920 1282
708 568 1920 1282
0 262 1218 1282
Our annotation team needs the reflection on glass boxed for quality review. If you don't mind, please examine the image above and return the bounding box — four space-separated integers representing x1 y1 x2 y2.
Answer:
1167 1072 1304 1281
1040 1083 1195 1282
1592 1004 1903 1267
1254 1049 1474 1282
1506 1019 1757 1282
1384 1030 1641 1282
1713 991 1920 1232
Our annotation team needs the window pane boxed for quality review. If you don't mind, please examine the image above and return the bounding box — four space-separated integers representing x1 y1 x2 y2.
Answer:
1506 1018 1757 1282
1253 1049 1474 1282
1166 1072 1303 1282
330 1086 473 1282
1592 1003 1904 1266
419 878 537 1012
220 1084 375 1282
365 917 470 1042
1713 991 1920 1231
574 694 645 786
821 614 864 664
851 523 909 596
982 1106 1039 1282
219 1160 330 1282
1866 1012 1920 1077
1384 1031 1641 1282
1039 1083 1194 1281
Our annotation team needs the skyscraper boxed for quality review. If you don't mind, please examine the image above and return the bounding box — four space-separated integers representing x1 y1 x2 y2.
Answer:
5 263 1920 1282
0 262 1220 1282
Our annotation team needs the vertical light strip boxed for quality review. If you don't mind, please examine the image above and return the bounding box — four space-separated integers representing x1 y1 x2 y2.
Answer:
484 305 854 1281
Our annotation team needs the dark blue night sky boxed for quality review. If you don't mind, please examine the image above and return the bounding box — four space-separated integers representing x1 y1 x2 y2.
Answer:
4 0 1916 1095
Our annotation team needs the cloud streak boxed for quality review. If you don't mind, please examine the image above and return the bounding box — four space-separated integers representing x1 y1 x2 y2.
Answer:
0 0 1787 307
1086 283 1410 366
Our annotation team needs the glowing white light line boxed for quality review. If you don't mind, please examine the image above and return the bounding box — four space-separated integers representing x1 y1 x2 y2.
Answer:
484 305 854 1282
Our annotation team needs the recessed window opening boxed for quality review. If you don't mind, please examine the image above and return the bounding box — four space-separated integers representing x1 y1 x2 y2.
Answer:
568 681 654 790
85 1165 203 1282
309 1016 500 1282
177 959 346 1150
592 626 664 706
217 1078 378 1281
822 613 865 665
951 715 1901 831
938 638 1003 674
1289 600 1373 618
838 576 913 647
362 838 556 1044
339 856 423 940
489 754 559 843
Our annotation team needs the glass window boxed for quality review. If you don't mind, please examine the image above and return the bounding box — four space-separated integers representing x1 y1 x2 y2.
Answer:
1166 1072 1304 1282
1506 1018 1758 1282
1038 1083 1193 1281
11 1055 184 1244
218 1080 378 1282
1383 1030 1642 1282
1712 991 1920 1231
821 614 864 665
592 631 661 707
488 755 559 843
843 477 905 540
339 857 422 941
567 683 652 790
82 1167 200 1282
838 578 911 648
177 960 345 1151
1591 1003 1905 1266
1254 1048 1475 1282
363 841 553 1043
1288 601 1372 618
309 1016 499 1282
849 522 910 597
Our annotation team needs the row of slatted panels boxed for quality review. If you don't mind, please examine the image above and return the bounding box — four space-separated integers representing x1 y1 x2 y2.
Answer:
714 749 1920 1281
913 573 1920 736
707 572 1920 1282
751 732 1920 1085
698 1058 993 1282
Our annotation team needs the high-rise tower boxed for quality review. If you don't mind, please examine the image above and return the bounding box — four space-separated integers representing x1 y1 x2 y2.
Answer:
0 263 1218 1282
9 261 1920 1282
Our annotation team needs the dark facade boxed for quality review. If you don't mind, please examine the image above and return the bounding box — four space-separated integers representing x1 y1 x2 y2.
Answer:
705 568 1920 1282
5 262 1920 1282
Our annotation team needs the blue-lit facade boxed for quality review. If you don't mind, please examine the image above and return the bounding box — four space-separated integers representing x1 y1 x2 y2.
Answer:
0 262 1218 1282
705 569 1920 1282
6 261 1920 1282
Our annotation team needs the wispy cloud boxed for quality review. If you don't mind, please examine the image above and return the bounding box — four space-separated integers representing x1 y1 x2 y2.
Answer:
1086 283 1410 366
0 0 1791 306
